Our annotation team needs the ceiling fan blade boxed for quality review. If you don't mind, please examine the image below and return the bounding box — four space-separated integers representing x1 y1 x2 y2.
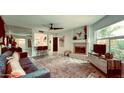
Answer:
39 30 44 33
52 27 64 30
45 23 64 30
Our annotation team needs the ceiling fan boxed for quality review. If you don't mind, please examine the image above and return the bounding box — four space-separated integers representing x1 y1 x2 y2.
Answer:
39 23 64 33
49 23 64 30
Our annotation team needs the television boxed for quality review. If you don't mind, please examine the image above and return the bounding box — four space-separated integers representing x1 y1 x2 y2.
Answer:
93 44 106 55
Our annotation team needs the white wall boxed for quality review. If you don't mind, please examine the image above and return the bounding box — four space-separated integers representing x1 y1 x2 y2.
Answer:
64 31 73 52
47 34 53 55
58 30 73 54
87 25 95 53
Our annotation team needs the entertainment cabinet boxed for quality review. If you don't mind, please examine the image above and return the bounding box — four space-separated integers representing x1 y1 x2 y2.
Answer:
88 53 121 78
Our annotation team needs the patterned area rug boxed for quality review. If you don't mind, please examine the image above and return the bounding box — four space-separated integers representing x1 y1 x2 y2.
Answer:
32 55 105 78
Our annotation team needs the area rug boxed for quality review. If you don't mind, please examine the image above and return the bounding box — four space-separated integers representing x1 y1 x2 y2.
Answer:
32 55 105 78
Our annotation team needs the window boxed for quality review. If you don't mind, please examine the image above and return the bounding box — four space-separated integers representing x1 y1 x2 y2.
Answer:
110 39 124 61
97 20 124 39
96 20 124 61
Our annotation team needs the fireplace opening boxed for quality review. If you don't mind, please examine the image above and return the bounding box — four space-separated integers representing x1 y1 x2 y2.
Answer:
75 46 86 54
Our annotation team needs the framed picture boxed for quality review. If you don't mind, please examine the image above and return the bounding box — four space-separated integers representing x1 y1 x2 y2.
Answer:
28 39 32 48
59 36 64 47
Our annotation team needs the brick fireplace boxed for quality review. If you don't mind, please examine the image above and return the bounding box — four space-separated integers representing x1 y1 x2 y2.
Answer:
74 43 86 54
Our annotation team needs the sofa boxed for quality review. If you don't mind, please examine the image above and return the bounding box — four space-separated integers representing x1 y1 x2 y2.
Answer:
0 51 50 78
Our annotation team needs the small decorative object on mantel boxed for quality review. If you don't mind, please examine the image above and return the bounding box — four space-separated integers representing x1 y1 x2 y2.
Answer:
73 36 77 40
84 34 87 40
77 32 82 38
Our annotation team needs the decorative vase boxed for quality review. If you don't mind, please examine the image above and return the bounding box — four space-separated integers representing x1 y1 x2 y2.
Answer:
73 36 77 40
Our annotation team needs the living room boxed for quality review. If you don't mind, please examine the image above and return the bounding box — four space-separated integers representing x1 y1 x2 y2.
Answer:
1 0 124 93
0 15 124 78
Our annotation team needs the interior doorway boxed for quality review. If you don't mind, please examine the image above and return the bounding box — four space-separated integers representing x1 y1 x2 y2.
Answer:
53 37 58 52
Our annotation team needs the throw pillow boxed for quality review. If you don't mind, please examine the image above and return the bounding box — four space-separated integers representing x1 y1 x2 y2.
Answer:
105 53 113 59
6 52 26 78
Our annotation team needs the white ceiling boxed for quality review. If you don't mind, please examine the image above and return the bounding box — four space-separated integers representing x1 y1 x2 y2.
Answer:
2 15 105 33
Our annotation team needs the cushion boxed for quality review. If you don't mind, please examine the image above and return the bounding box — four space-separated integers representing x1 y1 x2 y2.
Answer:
22 64 37 74
105 53 113 59
19 58 32 66
20 52 27 58
2 51 13 58
7 52 26 78
19 58 37 73
1 47 8 54
0 51 12 77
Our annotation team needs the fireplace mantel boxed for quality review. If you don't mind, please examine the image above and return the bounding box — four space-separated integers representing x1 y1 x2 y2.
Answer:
73 39 86 43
